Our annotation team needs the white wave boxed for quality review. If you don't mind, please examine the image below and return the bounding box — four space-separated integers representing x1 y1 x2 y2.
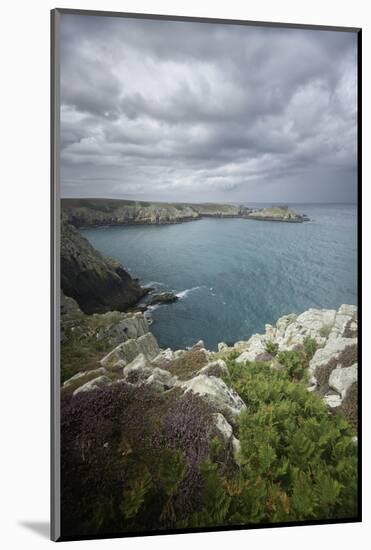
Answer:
146 304 160 312
176 286 202 299
144 281 166 288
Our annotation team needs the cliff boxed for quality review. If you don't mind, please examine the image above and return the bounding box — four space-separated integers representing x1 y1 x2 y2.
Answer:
61 198 308 227
61 303 358 535
61 218 148 315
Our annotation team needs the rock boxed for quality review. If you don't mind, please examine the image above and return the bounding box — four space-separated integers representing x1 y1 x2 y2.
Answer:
212 413 233 441
73 375 112 395
232 437 241 462
338 304 357 320
145 368 178 391
148 291 178 306
198 359 229 378
309 337 358 379
60 218 148 314
181 374 246 422
323 394 342 408
329 364 358 399
123 353 153 382
151 348 176 369
100 332 160 370
255 352 274 362
95 312 148 345
212 412 241 463
191 340 206 350
63 366 106 388
218 342 228 352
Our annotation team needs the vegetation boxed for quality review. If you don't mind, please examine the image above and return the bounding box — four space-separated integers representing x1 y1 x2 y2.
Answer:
303 336 317 360
61 348 357 537
265 340 279 356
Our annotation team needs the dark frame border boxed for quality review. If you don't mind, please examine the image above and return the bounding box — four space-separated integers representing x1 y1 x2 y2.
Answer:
51 7 362 543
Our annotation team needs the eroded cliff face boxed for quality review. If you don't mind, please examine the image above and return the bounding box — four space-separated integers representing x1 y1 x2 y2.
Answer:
61 219 148 315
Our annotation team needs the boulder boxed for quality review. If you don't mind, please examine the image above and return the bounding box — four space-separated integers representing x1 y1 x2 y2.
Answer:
329 364 358 399
100 332 160 370
63 366 106 388
73 375 112 395
323 394 342 408
181 374 246 422
255 352 274 362
145 368 178 392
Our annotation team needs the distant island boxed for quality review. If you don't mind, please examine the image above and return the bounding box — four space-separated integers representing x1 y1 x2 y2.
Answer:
61 198 309 227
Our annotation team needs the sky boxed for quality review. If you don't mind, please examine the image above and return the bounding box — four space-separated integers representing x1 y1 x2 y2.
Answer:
59 14 358 203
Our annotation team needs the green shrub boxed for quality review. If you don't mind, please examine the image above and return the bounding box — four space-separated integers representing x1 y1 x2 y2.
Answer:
191 359 358 525
265 340 279 356
277 350 308 381
303 336 317 360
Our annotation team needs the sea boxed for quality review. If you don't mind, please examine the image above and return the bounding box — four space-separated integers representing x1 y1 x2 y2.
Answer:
81 204 358 351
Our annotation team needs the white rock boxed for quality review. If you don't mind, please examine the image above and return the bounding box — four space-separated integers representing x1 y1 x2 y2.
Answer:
213 413 233 441
323 394 342 408
181 375 246 420
101 332 160 370
63 366 106 388
145 367 177 391
232 437 241 463
73 375 111 395
236 334 266 363
338 304 357 319
329 364 358 399
218 342 228 352
309 337 357 377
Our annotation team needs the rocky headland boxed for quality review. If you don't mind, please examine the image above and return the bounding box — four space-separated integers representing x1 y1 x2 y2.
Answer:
61 198 308 227
61 216 149 314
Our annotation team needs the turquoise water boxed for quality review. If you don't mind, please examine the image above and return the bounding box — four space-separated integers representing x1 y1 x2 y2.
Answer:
81 204 357 351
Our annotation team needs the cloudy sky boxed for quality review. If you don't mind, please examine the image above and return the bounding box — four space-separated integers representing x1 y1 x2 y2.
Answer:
59 14 358 203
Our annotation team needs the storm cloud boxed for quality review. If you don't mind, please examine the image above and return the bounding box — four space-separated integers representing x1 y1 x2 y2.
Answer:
59 14 358 203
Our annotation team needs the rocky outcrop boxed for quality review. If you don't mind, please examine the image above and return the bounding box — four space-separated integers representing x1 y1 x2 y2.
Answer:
245 205 308 222
100 332 160 370
227 304 358 418
61 219 148 314
148 291 178 305
60 292 151 382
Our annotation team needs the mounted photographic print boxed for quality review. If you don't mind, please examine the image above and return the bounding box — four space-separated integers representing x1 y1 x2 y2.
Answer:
51 8 361 542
